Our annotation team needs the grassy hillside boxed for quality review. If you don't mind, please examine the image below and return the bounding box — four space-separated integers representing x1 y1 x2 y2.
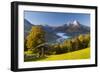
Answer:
40 48 90 61
24 48 90 62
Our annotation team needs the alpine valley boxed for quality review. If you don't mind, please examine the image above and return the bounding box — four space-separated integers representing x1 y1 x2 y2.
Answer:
24 19 90 43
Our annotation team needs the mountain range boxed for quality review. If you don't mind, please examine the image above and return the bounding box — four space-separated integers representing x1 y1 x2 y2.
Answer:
24 19 90 42
54 20 90 36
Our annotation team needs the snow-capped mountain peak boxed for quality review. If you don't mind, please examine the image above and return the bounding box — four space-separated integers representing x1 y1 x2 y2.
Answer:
72 20 80 26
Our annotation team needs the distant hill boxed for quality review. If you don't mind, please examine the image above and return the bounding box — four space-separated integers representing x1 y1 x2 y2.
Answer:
41 25 60 42
24 19 34 37
24 19 59 42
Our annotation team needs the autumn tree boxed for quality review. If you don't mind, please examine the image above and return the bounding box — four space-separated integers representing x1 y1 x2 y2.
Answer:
26 26 46 57
78 35 85 48
63 39 73 52
24 39 28 51
71 37 81 51
84 34 90 47
78 34 90 49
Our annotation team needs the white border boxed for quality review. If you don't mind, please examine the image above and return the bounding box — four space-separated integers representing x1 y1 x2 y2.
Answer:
18 5 96 68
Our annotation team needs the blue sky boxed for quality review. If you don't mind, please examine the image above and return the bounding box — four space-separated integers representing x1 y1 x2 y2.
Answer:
24 11 90 27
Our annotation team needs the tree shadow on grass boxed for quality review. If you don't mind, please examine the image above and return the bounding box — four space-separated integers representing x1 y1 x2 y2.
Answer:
24 56 48 62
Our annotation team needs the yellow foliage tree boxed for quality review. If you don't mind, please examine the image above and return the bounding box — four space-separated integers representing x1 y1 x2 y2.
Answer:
26 26 45 51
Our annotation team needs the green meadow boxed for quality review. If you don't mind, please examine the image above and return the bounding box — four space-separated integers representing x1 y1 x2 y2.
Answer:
24 48 90 62
41 48 90 61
